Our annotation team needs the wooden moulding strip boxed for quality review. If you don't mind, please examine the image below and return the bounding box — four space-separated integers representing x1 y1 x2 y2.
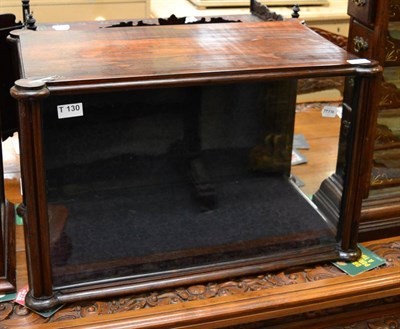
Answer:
45 66 360 96
28 265 400 329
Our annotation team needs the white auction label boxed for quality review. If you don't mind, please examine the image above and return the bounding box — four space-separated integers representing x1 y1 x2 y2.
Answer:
347 58 371 65
57 103 84 119
321 106 338 118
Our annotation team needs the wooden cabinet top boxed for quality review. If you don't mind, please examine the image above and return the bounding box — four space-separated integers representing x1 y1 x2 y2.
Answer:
12 20 359 92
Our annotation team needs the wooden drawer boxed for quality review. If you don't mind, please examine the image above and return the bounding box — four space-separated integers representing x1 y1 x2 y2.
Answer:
348 0 376 27
348 20 374 58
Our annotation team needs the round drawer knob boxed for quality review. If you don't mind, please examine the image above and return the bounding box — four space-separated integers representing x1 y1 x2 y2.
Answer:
353 36 369 53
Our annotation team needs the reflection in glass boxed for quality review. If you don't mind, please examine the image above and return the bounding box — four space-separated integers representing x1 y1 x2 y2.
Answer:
41 83 336 288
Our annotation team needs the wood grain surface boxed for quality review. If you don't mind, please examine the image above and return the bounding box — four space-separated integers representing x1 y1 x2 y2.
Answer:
12 21 356 89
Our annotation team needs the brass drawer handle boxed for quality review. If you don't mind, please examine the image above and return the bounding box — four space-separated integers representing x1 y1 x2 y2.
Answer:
353 36 369 53
352 0 367 6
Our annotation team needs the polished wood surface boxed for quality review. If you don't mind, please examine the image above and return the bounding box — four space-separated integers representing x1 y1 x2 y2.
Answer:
26 258 400 329
12 20 357 90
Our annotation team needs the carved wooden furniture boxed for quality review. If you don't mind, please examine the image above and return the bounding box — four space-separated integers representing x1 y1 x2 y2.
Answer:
345 0 400 240
1 237 399 328
9 18 380 311
0 13 21 295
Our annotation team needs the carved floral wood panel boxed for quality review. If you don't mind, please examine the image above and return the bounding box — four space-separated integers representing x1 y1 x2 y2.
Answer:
327 314 400 329
379 81 400 109
0 239 399 328
235 298 400 329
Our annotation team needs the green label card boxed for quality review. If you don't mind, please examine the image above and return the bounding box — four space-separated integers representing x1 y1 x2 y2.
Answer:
15 204 23 226
15 285 64 318
0 292 17 303
333 244 386 276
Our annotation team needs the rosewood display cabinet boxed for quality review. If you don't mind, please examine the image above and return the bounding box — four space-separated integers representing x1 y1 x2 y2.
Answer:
10 19 381 311
346 0 400 240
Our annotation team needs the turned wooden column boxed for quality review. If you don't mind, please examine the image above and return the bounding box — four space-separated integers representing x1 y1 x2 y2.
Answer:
10 79 56 309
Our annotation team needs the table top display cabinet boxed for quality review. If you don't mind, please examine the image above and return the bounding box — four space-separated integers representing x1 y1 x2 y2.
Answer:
9 6 381 311
343 0 400 240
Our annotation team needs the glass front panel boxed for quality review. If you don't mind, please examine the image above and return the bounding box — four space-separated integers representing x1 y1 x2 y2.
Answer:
41 82 336 288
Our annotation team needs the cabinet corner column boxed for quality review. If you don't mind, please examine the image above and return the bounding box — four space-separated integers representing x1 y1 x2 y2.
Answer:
10 79 57 307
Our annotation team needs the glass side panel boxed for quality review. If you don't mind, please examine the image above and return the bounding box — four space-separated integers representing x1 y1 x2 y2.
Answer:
365 13 400 197
41 82 336 288
370 68 400 195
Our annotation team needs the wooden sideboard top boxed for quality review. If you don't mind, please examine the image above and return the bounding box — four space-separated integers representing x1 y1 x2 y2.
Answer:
12 20 357 91
1 237 399 328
